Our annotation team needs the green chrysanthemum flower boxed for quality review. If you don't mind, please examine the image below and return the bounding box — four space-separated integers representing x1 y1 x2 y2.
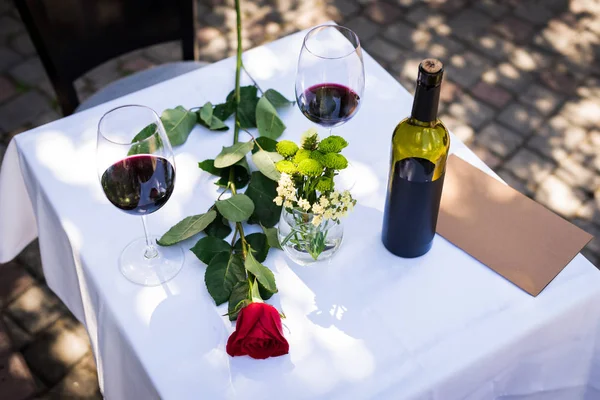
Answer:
309 150 326 163
315 176 334 192
322 153 348 170
275 140 299 157
297 159 323 177
275 160 297 174
300 128 319 150
318 135 348 153
293 149 311 164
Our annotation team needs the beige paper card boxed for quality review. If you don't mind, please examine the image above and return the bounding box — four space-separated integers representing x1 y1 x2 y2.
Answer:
437 155 593 296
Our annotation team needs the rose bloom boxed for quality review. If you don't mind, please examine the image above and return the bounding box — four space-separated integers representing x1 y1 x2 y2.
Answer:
226 302 289 359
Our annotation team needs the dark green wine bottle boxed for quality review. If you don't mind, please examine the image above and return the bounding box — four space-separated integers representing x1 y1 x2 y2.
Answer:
382 59 450 258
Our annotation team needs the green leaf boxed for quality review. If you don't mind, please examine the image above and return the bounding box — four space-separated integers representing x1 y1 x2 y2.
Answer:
237 86 260 128
251 136 278 154
204 212 232 239
198 102 229 131
264 89 293 108
215 164 250 189
214 141 255 168
190 236 231 264
213 100 235 121
215 194 254 222
204 252 246 305
244 250 277 294
128 123 159 155
252 150 283 181
132 123 158 143
234 233 268 262
228 281 250 321
262 225 282 250
161 106 197 146
251 278 263 302
199 102 213 125
245 172 282 228
198 159 220 176
157 210 217 246
256 96 286 139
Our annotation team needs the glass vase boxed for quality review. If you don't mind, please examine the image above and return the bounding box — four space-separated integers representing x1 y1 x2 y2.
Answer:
277 208 344 266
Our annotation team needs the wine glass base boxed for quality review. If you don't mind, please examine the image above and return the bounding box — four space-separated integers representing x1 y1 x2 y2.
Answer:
119 236 184 286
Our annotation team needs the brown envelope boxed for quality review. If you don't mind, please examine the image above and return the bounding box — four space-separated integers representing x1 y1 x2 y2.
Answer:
437 155 593 296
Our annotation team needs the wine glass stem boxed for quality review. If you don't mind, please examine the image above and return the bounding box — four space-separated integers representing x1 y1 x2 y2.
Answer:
141 215 158 259
328 127 333 136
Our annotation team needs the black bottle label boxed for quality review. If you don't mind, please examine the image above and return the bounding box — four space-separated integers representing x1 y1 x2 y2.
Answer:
382 157 445 258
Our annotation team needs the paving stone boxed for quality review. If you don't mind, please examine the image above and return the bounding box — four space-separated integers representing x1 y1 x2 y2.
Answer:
470 33 516 62
578 197 600 227
2 315 32 351
0 351 37 400
519 84 563 116
493 16 535 43
0 91 52 132
23 316 90 386
332 0 360 18
475 122 524 157
513 2 554 25
504 147 555 184
447 8 492 40
366 37 403 64
405 6 450 35
474 0 510 18
16 240 44 282
6 286 66 335
0 75 17 103
9 57 48 86
0 16 22 38
0 46 21 72
385 0 419 7
555 156 600 192
428 0 469 14
509 47 553 72
471 81 512 109
470 144 503 169
10 32 35 56
383 21 424 48
0 261 35 308
535 174 586 218
345 16 380 42
447 92 495 130
445 51 490 88
527 115 587 162
496 169 535 196
497 103 544 136
364 2 403 24
440 113 474 144
48 353 101 400
482 62 532 93
440 79 464 104
539 67 579 95
559 98 600 131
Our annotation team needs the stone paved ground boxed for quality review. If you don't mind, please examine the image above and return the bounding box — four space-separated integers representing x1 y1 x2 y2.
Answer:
1 0 600 397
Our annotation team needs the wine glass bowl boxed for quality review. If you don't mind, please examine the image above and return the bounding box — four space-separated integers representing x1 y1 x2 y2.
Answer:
295 25 365 133
97 105 184 286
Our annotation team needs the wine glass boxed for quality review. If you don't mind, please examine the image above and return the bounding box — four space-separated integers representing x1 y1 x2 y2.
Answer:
97 105 184 286
295 24 365 137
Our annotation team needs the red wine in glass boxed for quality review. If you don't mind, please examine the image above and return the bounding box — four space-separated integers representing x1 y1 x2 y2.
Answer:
101 155 175 215
298 83 361 127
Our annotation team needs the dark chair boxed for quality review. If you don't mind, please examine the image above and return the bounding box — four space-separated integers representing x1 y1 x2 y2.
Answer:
14 0 204 116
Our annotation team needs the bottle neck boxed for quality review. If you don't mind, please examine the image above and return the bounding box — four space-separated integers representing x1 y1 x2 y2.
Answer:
410 83 441 123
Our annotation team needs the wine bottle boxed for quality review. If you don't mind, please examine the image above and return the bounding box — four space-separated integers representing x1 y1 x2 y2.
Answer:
382 59 450 258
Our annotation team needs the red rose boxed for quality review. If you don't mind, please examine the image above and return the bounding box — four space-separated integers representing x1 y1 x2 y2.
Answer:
226 302 289 359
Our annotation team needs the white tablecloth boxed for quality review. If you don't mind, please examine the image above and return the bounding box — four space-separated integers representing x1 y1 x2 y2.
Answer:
1 28 600 400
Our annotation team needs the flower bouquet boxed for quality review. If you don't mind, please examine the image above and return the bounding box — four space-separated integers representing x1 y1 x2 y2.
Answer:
273 129 356 265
